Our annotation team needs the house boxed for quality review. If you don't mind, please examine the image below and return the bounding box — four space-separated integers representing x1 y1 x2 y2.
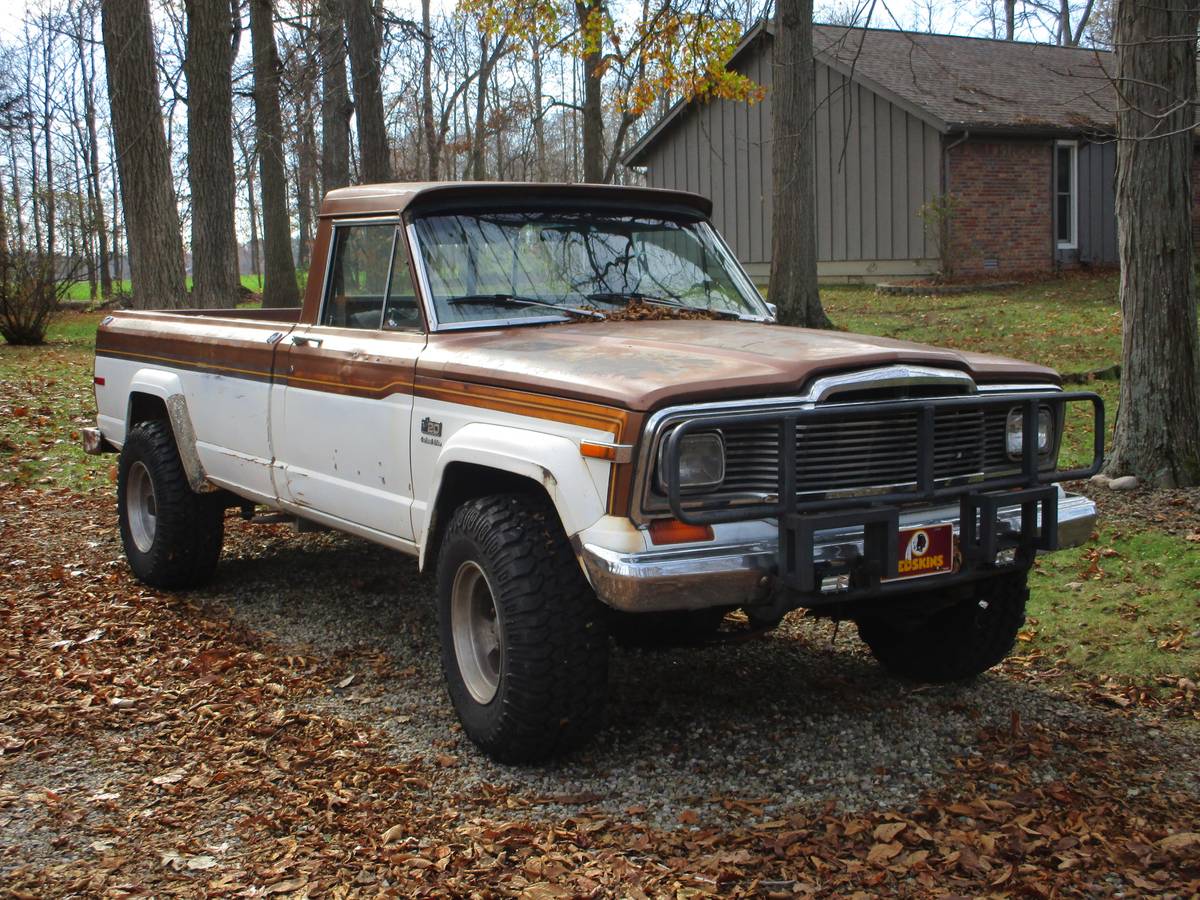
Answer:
622 24 1133 283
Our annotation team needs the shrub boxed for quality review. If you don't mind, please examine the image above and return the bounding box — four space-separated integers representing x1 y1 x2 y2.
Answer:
917 193 962 281
0 251 79 345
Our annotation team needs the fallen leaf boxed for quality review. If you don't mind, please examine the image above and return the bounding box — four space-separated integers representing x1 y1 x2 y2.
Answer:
1158 832 1200 851
867 842 902 864
678 809 700 825
381 823 405 844
186 855 217 871
873 822 906 842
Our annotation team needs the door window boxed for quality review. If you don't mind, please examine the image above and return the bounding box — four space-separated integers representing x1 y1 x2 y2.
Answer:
320 224 422 330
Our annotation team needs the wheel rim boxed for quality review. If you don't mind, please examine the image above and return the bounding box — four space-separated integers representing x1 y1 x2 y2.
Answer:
126 461 158 553
450 560 502 705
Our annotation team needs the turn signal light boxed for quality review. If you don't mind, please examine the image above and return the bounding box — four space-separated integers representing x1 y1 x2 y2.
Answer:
648 518 714 545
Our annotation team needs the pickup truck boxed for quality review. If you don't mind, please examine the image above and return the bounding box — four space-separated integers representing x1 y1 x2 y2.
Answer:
85 182 1103 763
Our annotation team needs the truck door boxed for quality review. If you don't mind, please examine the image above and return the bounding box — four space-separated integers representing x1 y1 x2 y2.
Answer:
269 219 426 542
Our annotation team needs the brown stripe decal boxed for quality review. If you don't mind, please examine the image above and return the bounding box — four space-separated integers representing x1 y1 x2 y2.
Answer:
97 340 642 517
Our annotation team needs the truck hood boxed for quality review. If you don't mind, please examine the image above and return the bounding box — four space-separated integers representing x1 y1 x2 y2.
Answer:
418 319 1059 412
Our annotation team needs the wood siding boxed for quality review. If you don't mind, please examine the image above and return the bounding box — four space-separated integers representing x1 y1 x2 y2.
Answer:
1078 140 1118 265
638 49 942 270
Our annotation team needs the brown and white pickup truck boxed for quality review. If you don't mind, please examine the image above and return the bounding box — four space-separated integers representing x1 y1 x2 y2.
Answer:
85 182 1103 762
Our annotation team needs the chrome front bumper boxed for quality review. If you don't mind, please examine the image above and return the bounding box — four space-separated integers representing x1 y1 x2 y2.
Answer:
580 491 1097 613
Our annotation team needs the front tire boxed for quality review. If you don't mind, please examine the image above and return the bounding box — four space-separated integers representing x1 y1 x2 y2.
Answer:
117 420 224 589
436 494 609 763
856 572 1028 683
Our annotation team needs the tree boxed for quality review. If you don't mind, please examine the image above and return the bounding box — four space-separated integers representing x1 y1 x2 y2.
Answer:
319 0 352 192
249 0 300 307
768 0 831 329
185 0 240 308
1103 0 1200 486
465 0 759 183
344 0 392 183
101 0 187 309
68 2 113 299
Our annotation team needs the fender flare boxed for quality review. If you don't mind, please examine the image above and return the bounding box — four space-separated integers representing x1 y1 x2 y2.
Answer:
417 422 608 569
126 370 212 493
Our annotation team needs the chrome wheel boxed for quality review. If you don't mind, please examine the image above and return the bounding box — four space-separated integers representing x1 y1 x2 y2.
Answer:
126 461 158 553
450 560 502 705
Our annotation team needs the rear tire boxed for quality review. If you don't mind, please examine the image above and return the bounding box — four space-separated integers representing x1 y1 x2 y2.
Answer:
117 420 224 589
856 572 1028 683
436 494 609 763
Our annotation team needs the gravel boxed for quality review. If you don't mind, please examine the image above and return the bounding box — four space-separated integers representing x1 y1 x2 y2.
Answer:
208 517 1200 831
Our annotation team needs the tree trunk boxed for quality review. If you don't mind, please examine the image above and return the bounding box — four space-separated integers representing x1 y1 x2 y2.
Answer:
576 0 605 183
75 9 113 298
1004 0 1016 38
531 35 546 181
469 34 491 180
101 0 187 309
185 0 240 308
344 0 391 183
246 154 263 291
42 22 56 262
421 0 438 180
768 0 831 329
249 0 300 307
1105 0 1200 486
319 0 351 193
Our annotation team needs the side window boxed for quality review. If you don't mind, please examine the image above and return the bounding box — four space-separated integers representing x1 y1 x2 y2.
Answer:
321 224 396 329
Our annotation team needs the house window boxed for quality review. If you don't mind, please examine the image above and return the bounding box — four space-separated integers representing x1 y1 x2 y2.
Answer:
1055 141 1078 249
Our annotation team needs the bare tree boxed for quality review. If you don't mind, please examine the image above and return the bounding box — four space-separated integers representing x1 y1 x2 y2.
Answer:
768 0 831 328
68 2 113 298
249 0 300 307
185 0 241 308
344 0 391 183
101 0 187 309
319 0 352 192
1103 0 1200 486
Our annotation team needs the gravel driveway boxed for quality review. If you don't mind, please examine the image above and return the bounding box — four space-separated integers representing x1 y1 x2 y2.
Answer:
208 515 1200 829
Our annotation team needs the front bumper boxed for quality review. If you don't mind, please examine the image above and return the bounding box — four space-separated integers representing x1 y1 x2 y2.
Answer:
579 491 1096 613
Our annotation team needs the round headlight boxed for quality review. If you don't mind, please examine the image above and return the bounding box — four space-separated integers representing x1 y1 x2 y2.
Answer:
1006 406 1053 459
657 431 726 493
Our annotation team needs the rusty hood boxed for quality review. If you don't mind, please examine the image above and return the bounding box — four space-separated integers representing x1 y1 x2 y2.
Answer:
418 319 1059 412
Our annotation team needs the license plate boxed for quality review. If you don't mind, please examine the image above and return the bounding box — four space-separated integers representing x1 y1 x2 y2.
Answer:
885 523 956 581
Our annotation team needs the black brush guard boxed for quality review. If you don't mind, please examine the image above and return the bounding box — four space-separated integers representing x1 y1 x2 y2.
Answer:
662 392 1104 600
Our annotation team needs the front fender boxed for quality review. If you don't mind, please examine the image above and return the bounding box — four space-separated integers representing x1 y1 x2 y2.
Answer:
417 423 608 567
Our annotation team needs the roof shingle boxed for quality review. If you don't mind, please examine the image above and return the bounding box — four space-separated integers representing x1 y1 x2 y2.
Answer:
810 24 1116 132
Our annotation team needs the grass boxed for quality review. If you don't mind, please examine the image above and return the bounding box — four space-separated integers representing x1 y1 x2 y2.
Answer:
1029 529 1200 683
64 274 294 302
0 311 110 492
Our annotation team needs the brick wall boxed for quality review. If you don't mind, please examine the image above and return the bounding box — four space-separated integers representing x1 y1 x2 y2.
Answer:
945 140 1053 277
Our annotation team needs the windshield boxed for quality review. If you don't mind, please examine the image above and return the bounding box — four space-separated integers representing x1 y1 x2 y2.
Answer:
410 211 767 326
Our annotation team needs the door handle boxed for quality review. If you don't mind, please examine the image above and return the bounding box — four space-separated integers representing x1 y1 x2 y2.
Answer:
292 335 324 348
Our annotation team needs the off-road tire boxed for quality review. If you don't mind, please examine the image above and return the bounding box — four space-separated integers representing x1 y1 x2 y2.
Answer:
611 606 732 648
436 494 610 763
856 572 1028 683
117 420 225 589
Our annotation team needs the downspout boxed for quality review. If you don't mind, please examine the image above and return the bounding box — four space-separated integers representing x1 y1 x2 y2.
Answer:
941 130 969 276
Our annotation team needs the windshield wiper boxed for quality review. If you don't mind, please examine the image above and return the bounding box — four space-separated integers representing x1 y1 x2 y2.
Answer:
445 293 605 320
586 291 741 320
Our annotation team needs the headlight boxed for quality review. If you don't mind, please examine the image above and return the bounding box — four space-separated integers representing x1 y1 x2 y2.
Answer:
656 431 725 493
1005 406 1053 459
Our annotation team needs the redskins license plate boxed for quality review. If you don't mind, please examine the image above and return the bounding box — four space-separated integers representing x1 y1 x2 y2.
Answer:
885 524 956 581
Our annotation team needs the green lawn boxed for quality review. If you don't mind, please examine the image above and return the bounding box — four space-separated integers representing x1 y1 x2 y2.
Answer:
64 274 282 302
1028 529 1200 685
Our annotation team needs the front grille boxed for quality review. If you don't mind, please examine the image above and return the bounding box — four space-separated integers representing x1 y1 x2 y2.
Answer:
715 403 1019 500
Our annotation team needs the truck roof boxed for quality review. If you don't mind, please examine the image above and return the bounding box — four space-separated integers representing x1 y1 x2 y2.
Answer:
319 181 714 219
